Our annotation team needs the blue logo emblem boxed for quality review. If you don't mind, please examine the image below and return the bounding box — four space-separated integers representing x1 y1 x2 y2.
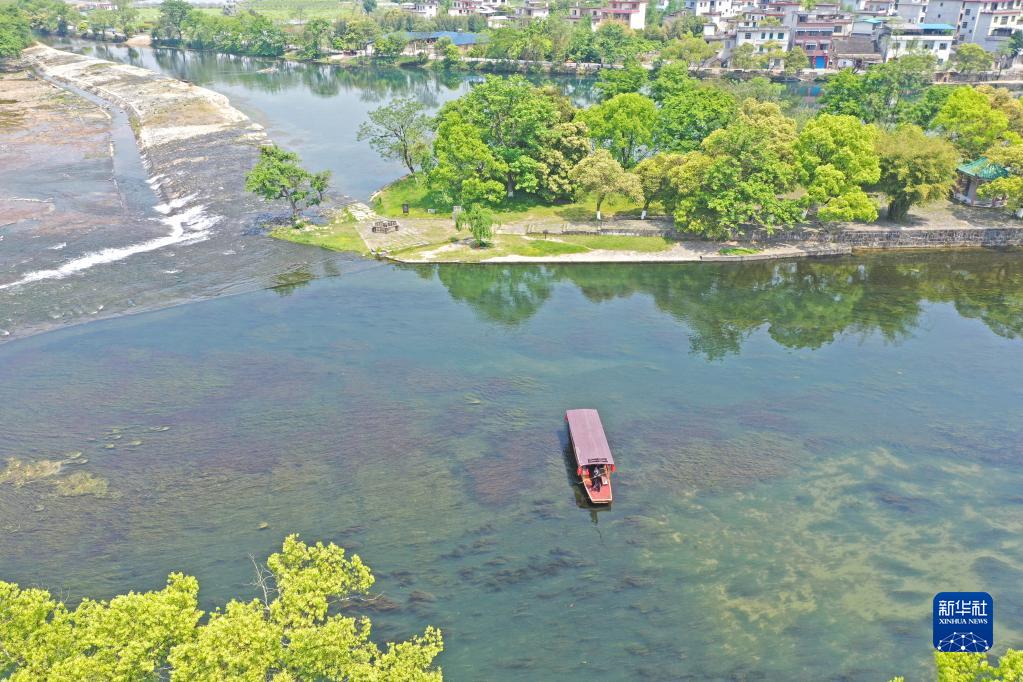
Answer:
933 592 993 652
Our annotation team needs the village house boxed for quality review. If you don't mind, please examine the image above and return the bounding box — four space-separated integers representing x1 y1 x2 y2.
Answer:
569 0 648 30
879 22 954 63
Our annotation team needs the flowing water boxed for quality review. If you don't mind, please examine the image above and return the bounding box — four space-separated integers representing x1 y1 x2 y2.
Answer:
1 40 1022 681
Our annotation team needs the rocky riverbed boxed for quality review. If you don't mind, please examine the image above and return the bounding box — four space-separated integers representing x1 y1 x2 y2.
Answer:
0 46 357 341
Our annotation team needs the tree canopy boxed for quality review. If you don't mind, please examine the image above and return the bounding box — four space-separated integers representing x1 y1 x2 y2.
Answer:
0 4 32 58
357 98 432 174
0 535 443 680
669 100 803 238
570 149 643 219
246 145 331 222
580 92 658 167
874 124 958 221
794 113 880 222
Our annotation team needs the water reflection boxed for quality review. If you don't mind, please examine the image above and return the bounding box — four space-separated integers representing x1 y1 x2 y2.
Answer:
417 250 1023 357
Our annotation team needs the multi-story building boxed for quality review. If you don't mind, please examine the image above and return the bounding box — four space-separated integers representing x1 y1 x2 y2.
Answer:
733 19 792 65
515 0 551 20
879 22 954 62
407 0 439 18
568 0 648 30
925 0 1023 51
894 0 930 23
448 0 507 17
790 9 852 68
685 0 738 18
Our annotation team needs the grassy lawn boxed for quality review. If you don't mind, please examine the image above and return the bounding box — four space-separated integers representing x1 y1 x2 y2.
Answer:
397 233 673 262
718 246 761 255
373 175 649 223
270 212 369 255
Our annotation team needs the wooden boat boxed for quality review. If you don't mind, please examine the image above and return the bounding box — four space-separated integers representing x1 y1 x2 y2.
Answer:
565 408 615 504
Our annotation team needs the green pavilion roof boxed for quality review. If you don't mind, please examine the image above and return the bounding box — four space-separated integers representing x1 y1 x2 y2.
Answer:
957 157 1009 181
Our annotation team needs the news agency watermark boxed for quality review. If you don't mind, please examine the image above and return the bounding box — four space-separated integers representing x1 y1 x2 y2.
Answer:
933 592 994 653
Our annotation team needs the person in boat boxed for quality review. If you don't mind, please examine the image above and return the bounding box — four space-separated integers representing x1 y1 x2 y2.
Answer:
590 465 603 492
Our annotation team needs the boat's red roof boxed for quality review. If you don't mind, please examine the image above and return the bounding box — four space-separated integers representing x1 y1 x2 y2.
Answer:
566 409 614 467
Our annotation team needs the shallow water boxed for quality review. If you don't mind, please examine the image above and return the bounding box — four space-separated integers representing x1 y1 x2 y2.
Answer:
1 251 1021 680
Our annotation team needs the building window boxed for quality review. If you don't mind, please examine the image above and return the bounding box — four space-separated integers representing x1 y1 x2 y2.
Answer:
964 7 971 13
940 41 948 48
760 32 766 38
745 31 752 38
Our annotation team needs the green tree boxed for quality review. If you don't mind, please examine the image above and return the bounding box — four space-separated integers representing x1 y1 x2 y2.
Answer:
0 536 442 680
455 204 496 246
569 149 643 220
874 124 958 221
373 33 407 60
661 33 715 67
668 99 803 237
333 17 379 52
654 86 738 153
784 46 809 76
536 120 591 202
298 17 332 59
357 98 431 174
580 92 658 167
363 0 377 12
932 86 1011 158
155 0 192 42
245 145 331 223
113 0 138 36
649 61 697 102
428 114 507 206
593 21 638 65
595 58 647 100
439 76 563 197
899 84 954 128
730 43 765 69
821 55 936 124
634 152 683 218
933 649 1023 681
0 5 32 58
976 84 1023 134
795 113 880 222
952 42 993 75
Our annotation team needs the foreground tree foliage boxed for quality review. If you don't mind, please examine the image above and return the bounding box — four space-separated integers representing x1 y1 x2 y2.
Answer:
0 535 443 680
979 143 1023 213
246 145 331 223
874 125 958 221
0 4 33 58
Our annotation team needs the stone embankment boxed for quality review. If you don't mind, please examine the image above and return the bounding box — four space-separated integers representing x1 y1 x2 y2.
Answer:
20 44 271 238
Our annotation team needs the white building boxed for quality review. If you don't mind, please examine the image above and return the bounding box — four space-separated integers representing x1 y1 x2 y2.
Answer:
733 20 792 65
685 0 738 18
568 0 648 30
879 22 954 63
411 0 439 18
515 0 550 20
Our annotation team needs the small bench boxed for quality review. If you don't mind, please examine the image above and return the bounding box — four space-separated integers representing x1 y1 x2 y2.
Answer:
371 219 400 234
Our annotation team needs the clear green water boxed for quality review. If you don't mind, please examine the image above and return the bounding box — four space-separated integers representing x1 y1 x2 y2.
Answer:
1 252 1022 680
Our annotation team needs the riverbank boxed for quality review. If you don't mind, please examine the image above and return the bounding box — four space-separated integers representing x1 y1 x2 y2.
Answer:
0 44 352 342
276 193 1023 264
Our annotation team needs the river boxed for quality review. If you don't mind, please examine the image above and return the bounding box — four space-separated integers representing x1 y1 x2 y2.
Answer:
1 41 1022 681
